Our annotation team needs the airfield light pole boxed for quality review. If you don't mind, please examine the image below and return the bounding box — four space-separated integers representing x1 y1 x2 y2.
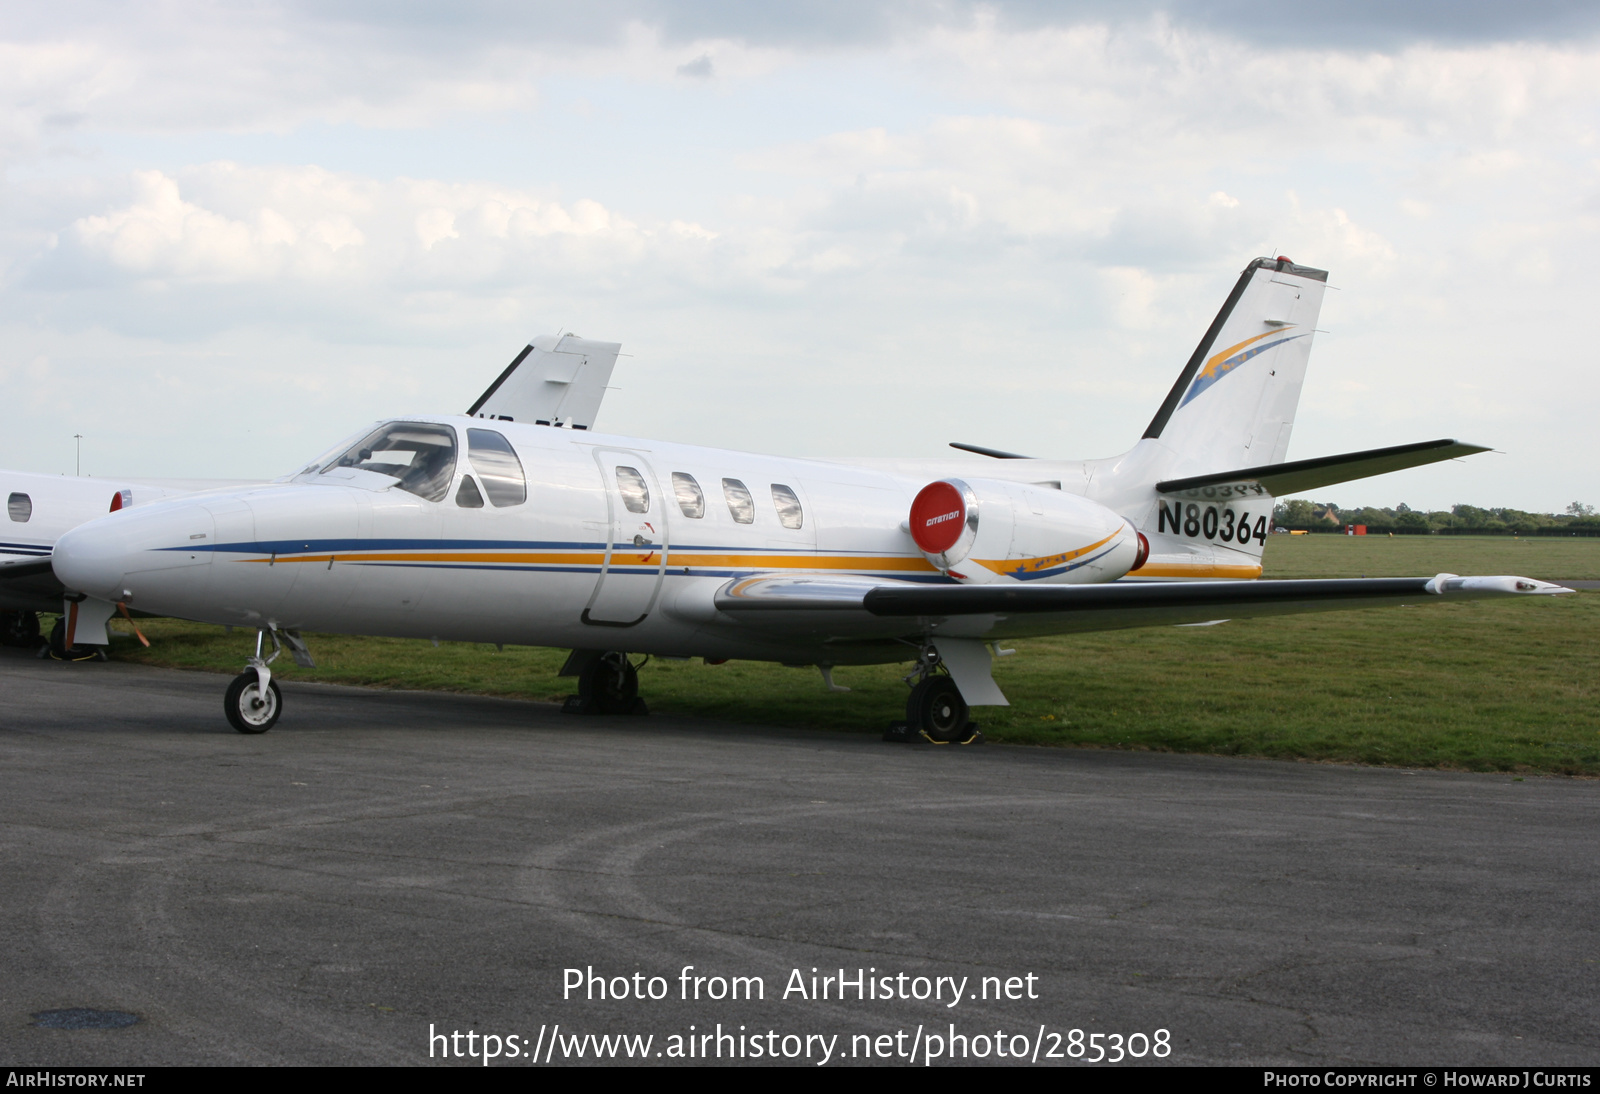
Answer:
74 434 83 476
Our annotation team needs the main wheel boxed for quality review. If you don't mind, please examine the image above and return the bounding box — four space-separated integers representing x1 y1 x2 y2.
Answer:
2 610 40 648
907 674 971 743
225 671 281 733
578 653 639 715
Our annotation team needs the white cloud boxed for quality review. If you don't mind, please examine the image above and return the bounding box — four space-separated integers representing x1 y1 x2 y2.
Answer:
1 14 1597 507
45 165 696 306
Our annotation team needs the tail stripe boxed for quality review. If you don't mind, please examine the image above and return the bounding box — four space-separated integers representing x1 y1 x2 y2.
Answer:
1180 331 1309 409
1143 257 1327 439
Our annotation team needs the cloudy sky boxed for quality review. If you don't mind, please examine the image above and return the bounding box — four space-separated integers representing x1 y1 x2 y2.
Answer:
3 1 1597 510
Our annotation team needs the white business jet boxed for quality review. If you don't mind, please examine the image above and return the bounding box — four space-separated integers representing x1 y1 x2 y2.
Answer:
41 258 1570 739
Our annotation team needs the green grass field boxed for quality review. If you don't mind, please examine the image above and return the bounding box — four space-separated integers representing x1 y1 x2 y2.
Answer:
1259 531 1600 580
103 535 1599 773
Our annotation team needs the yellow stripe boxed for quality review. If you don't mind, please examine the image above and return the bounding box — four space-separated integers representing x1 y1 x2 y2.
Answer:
250 550 943 573
971 529 1121 575
246 545 1257 579
673 553 937 572
1197 329 1284 380
1133 562 1263 579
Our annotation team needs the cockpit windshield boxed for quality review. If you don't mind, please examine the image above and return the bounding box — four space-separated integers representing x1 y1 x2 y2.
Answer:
316 422 458 502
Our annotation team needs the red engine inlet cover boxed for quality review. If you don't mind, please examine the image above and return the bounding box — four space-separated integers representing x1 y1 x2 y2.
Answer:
910 481 967 555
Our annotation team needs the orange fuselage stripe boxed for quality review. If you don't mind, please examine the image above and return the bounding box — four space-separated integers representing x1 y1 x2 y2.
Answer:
973 529 1121 575
244 546 1257 580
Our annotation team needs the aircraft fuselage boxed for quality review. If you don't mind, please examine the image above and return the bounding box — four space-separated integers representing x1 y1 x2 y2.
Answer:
51 414 1149 664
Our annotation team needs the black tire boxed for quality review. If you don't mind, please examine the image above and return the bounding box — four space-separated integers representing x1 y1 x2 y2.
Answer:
578 653 639 715
225 671 282 733
46 617 100 662
1 611 40 648
907 674 971 743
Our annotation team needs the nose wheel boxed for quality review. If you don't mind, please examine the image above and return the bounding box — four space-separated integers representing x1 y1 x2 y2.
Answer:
41 617 106 661
225 671 282 733
224 627 285 733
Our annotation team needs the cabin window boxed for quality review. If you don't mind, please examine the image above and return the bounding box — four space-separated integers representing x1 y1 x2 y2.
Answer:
324 422 458 503
722 478 754 524
7 492 30 523
616 466 650 514
455 475 485 508
467 428 527 507
672 473 704 518
771 484 803 530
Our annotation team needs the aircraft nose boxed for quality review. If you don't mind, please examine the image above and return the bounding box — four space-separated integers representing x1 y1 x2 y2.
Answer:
53 502 216 602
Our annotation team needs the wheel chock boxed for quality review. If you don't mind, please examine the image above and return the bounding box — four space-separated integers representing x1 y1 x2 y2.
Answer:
562 694 649 716
884 721 985 745
882 722 916 743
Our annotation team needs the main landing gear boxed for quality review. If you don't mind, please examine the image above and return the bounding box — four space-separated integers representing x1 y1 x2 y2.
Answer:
885 645 984 745
561 650 650 716
2 610 41 649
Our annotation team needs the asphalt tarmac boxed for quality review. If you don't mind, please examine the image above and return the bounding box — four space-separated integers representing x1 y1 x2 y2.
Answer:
2 648 1596 1067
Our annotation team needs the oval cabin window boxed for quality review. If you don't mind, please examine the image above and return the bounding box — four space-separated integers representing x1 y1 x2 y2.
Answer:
722 479 754 524
615 467 650 514
7 492 31 523
771 484 803 530
672 473 705 518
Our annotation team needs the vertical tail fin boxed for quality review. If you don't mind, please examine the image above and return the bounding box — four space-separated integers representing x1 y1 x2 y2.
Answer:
1142 257 1327 480
1101 257 1327 579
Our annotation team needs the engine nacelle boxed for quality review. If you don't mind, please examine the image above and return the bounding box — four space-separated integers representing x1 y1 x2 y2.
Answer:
908 478 1145 584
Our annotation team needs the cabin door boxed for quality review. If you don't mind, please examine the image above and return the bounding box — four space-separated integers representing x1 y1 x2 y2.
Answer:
583 449 669 627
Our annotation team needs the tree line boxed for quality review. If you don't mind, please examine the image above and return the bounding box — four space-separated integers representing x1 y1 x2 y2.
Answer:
1270 500 1600 535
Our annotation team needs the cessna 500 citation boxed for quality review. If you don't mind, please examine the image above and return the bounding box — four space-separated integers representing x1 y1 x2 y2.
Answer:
39 257 1569 739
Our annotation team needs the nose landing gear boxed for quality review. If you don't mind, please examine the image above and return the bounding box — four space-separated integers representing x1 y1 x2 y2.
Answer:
42 616 106 661
225 628 283 733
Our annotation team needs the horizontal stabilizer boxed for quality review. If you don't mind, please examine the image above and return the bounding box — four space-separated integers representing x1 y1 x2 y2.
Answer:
1155 439 1491 498
949 442 1032 460
467 334 621 430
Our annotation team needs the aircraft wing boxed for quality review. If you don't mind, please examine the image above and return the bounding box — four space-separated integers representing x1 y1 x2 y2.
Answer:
1155 439 1491 498
712 573 1569 642
467 334 621 429
0 557 64 612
